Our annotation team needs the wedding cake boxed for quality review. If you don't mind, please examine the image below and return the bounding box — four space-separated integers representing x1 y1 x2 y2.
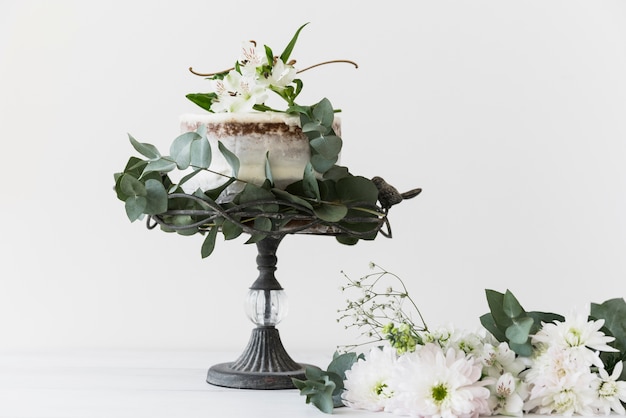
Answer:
178 112 341 196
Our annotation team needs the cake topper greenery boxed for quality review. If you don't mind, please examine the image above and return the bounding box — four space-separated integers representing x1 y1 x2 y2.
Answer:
113 23 420 258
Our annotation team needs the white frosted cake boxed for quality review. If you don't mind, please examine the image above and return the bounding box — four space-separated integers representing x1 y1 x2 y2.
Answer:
178 112 341 197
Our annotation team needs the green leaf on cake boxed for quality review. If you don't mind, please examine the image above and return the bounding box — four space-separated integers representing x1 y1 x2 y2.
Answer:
186 93 218 112
264 151 274 185
302 162 321 200
279 22 309 63
170 131 198 169
190 135 212 169
310 151 337 175
310 135 342 160
218 141 240 178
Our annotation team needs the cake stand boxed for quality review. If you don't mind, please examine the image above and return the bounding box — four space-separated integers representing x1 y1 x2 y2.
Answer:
147 190 413 389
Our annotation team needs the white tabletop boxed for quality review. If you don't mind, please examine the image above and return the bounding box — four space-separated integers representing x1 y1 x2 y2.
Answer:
0 349 576 418
0 349 386 418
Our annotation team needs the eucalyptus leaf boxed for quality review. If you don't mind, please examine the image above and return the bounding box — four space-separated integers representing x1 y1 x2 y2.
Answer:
201 226 219 258
503 290 525 319
144 179 168 215
336 176 379 203
143 157 177 174
222 220 243 240
238 184 279 213
271 189 314 211
190 136 212 168
170 131 198 169
310 152 337 174
302 163 320 200
336 235 359 245
311 98 335 128
314 203 348 223
178 168 203 187
125 196 147 222
218 141 240 177
119 174 146 198
323 165 350 181
310 135 342 160
505 317 534 344
129 134 161 160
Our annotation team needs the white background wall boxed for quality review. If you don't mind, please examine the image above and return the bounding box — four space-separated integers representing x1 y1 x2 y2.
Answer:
1 0 626 355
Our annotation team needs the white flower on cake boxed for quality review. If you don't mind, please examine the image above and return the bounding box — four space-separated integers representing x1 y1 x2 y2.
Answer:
211 70 268 113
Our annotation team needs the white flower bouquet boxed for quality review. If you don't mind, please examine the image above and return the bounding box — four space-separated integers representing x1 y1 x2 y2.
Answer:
293 264 626 417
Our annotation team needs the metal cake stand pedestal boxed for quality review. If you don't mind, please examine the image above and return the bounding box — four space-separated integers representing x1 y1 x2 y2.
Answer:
148 183 419 389
206 235 311 389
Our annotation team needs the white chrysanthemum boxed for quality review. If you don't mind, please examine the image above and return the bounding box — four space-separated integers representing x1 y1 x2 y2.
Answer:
592 361 626 415
342 345 398 411
524 347 598 416
532 304 617 367
385 343 491 418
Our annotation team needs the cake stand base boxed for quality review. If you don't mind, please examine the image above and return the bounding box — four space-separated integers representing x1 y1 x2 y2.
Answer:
206 326 311 389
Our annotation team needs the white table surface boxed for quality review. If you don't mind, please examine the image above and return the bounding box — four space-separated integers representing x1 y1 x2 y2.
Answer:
0 349 574 418
0 349 385 418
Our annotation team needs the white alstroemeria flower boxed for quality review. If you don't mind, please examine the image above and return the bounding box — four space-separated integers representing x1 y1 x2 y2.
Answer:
238 41 267 77
342 345 397 412
592 361 626 415
211 70 268 113
480 342 527 378
385 343 491 418
532 305 617 368
265 58 296 90
487 372 527 417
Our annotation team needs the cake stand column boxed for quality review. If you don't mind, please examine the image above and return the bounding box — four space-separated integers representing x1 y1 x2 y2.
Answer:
206 235 311 389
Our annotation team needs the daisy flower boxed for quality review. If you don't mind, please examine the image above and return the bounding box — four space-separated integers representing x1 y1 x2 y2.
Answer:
342 345 398 411
385 343 491 418
532 304 617 367
592 361 626 415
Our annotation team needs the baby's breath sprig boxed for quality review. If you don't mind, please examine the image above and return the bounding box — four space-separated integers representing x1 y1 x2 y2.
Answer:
337 262 428 353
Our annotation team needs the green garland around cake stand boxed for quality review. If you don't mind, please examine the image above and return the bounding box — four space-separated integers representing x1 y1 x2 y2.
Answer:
146 190 417 390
